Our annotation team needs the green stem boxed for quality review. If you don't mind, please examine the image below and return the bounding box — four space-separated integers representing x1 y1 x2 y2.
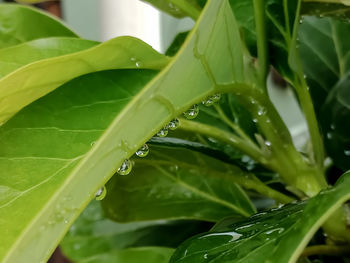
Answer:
170 0 201 20
214 105 257 144
253 0 268 90
294 74 325 169
301 244 350 258
179 119 271 168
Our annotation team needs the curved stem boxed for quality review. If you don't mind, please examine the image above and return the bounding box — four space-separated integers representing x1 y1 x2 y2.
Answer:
301 244 350 258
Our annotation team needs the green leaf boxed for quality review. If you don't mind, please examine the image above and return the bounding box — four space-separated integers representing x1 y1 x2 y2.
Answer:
320 72 350 171
170 171 350 263
73 247 174 263
0 37 98 78
165 31 189 56
0 4 77 48
0 36 169 125
140 0 201 19
299 16 350 113
301 2 350 19
61 201 210 262
102 146 256 222
0 0 247 261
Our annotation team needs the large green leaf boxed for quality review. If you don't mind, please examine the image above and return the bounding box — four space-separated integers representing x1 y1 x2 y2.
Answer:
0 4 77 48
170 171 350 263
0 0 246 261
61 201 210 262
102 146 256 222
0 37 98 78
0 36 169 125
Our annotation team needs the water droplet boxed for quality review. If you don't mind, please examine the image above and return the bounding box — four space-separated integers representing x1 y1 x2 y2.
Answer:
117 159 132 175
344 150 350 156
135 61 143 68
169 165 179 172
136 144 149 157
265 141 271 147
327 132 332 139
252 118 258 123
95 186 107 201
157 127 168 137
202 93 221 106
183 104 199 119
203 253 208 259
90 141 96 146
257 108 266 116
167 118 180 130
130 57 136 62
330 124 336 130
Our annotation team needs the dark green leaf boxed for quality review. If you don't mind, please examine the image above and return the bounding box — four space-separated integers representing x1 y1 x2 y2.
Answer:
170 171 350 263
102 146 256 222
299 16 350 113
61 201 211 262
321 72 350 171
165 31 189 56
0 4 77 48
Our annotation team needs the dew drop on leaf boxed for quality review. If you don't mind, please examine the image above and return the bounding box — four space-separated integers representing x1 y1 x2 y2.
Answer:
157 127 168 137
117 159 133 175
167 118 180 130
183 104 199 119
135 144 149 157
344 150 350 156
95 186 107 201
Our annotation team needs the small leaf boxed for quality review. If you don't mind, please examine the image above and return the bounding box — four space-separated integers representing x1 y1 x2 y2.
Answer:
170 172 350 263
0 4 77 48
102 146 256 222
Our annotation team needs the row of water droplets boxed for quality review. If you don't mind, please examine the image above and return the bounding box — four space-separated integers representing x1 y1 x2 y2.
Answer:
95 93 221 200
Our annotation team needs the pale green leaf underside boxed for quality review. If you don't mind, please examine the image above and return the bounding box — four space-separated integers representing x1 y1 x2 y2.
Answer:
103 146 256 222
0 36 170 125
0 37 98 78
0 0 245 262
0 4 77 48
170 172 350 263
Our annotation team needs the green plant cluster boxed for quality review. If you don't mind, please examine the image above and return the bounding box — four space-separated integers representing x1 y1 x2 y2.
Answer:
1 0 350 262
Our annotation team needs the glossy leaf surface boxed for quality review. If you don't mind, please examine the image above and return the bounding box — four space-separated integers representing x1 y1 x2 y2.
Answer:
0 0 247 261
170 172 350 263
103 146 255 222
0 36 169 125
140 0 201 18
0 4 77 48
